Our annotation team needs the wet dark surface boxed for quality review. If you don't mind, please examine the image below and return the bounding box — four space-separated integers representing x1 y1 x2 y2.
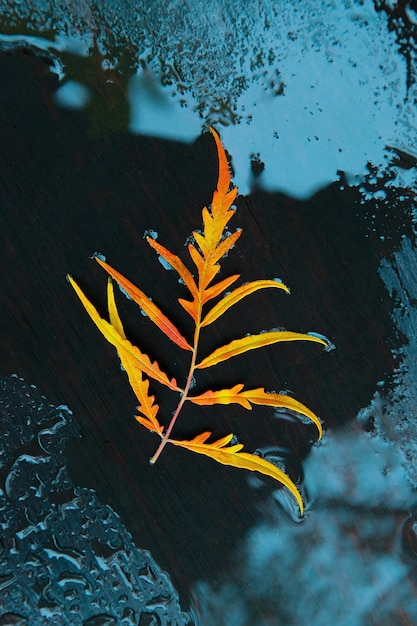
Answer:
0 48 415 612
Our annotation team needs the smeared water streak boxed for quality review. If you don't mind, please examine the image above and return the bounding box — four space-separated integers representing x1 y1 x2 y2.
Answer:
0 375 191 625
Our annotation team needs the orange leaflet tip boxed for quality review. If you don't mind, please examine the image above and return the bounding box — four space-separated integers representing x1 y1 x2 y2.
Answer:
135 415 164 435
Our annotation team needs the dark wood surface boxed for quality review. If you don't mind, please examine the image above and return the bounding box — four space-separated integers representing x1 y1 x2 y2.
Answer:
0 48 412 604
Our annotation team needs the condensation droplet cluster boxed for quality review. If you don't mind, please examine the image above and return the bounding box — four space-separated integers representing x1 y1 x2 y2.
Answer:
0 375 192 625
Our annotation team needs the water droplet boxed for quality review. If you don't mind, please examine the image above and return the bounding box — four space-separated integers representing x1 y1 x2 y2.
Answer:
91 252 106 262
307 332 335 352
143 229 158 240
158 255 173 270
118 284 133 301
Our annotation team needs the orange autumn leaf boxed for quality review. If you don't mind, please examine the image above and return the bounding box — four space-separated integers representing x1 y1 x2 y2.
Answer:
169 431 304 514
95 256 192 351
69 127 332 515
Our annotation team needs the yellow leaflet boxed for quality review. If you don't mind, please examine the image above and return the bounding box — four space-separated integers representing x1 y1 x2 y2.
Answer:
189 239 220 290
169 431 304 514
107 278 125 338
200 204 236 253
193 230 209 256
68 276 180 391
119 356 162 434
188 385 322 440
242 388 322 440
198 204 237 259
201 279 290 327
197 330 331 369
95 257 192 351
107 280 163 435
187 243 205 275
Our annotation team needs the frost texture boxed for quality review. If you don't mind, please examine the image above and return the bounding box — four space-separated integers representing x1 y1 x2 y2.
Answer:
0 375 191 625
379 236 417 487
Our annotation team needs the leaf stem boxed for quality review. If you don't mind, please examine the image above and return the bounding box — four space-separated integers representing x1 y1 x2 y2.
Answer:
149 322 201 464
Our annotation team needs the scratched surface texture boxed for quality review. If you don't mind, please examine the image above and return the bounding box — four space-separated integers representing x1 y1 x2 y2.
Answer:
1 48 416 625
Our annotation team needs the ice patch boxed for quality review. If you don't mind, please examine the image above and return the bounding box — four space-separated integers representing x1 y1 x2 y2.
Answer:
128 70 201 142
1 0 416 197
